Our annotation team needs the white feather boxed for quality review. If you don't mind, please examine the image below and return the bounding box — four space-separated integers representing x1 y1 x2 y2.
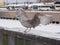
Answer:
16 9 28 21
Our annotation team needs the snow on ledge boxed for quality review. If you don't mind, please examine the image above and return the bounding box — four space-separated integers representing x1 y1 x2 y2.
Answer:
0 19 60 40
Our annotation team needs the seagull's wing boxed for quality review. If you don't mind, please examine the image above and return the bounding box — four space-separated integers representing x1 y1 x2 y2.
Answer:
16 9 29 20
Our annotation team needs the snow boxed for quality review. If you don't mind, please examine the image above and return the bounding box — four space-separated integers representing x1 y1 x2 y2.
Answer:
28 3 44 7
0 19 60 40
6 4 28 7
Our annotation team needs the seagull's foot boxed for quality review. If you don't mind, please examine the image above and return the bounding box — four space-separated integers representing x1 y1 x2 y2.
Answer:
24 28 28 33
24 30 26 32
24 28 31 33
27 28 31 32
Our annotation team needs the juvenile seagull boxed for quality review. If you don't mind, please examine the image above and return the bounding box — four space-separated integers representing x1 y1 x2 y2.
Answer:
16 9 40 32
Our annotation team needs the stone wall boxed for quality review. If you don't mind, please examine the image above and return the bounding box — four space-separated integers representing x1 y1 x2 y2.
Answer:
0 11 60 22
26 11 60 22
0 11 16 18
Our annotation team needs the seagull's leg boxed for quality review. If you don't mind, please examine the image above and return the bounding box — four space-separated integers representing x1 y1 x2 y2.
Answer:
27 28 31 32
24 28 28 33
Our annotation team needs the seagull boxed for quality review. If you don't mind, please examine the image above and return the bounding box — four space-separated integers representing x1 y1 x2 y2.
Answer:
16 9 40 32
